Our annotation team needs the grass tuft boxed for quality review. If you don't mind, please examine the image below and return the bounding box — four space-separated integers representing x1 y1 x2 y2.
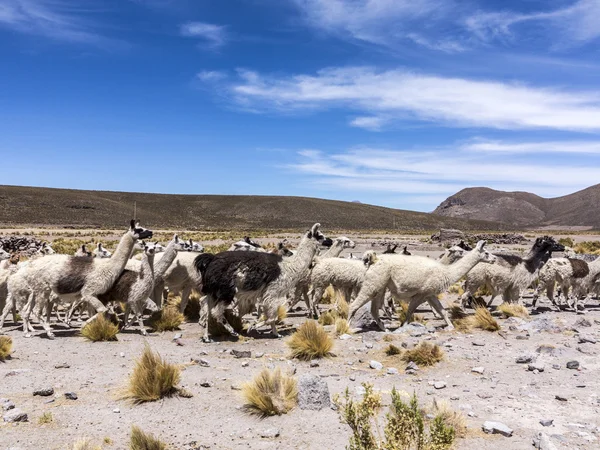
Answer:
497 303 529 318
382 334 396 342
385 344 402 356
242 368 297 417
335 318 350 336
398 302 425 324
38 412 53 425
287 320 334 360
72 439 102 450
149 306 184 332
277 304 288 323
130 425 167 450
447 282 464 296
123 345 181 404
0 336 13 360
335 295 349 319
430 398 467 438
472 307 500 331
401 342 444 367
318 311 336 326
80 314 119 342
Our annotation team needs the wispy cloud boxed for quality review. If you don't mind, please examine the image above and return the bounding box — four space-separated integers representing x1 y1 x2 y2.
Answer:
203 66 600 132
466 0 600 48
180 21 228 49
0 0 110 45
463 139 600 154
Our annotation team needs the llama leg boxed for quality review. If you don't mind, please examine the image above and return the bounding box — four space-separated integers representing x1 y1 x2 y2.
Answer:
428 296 454 330
81 295 108 326
402 296 424 327
135 303 147 336
213 301 239 338
370 294 386 332
198 295 211 342
348 284 378 322
310 286 325 319
0 294 15 332
179 286 192 313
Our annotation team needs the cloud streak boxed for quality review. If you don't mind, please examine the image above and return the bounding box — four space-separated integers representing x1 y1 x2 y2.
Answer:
180 22 228 49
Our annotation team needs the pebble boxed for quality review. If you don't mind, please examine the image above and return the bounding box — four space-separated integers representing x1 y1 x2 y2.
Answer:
579 336 596 344
198 359 211 367
113 408 120 413
434 381 446 390
339 334 352 340
310 360 319 368
472 341 485 347
482 421 513 437
386 368 398 375
231 349 251 359
255 352 264 358
566 361 580 369
64 392 78 400
200 381 213 388
369 360 383 370
349 375 356 381
3 409 28 423
516 355 533 364
230 384 242 391
477 393 492 399
471 367 485 374
528 363 545 372
1 399 15 411
516 335 529 340
241 361 249 368
54 363 70 369
405 361 419 371
260 428 281 439
533 432 558 450
33 388 54 397
555 395 568 402
539 419 554 427
119 352 125 358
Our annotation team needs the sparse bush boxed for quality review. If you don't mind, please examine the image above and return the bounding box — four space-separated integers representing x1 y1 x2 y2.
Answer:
321 285 336 304
447 282 464 296
123 345 181 403
38 412 53 424
429 398 467 438
497 303 529 319
382 334 395 342
559 237 574 248
335 384 455 450
385 344 401 356
80 314 119 342
574 241 600 255
318 311 336 326
0 336 13 360
277 304 288 323
401 342 444 367
72 438 102 450
149 306 184 332
242 368 297 417
130 425 167 450
472 307 500 331
335 318 350 336
287 320 334 360
397 301 425 324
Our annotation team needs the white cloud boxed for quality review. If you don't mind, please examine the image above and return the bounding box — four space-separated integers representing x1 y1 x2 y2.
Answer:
349 116 387 131
180 22 228 49
216 66 600 132
463 139 600 154
0 0 107 44
197 70 228 82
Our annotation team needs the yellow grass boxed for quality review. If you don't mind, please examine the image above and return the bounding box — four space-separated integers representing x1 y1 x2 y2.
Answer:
385 344 401 356
497 303 529 318
38 412 53 425
335 318 350 335
0 336 13 360
149 306 184 332
130 425 167 450
472 307 500 331
277 304 288 323
397 301 425 324
401 342 444 367
287 320 334 360
430 399 467 438
335 295 349 319
318 311 336 326
123 345 181 404
80 314 119 342
447 282 464 296
72 439 102 450
242 368 298 417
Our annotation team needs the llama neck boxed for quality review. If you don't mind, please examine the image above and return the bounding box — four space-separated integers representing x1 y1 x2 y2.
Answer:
140 253 155 279
109 232 136 276
321 242 343 258
283 234 319 282
444 251 483 285
154 241 178 279
523 246 551 272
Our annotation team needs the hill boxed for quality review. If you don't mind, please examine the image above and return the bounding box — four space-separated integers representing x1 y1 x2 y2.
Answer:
433 185 600 228
0 185 505 231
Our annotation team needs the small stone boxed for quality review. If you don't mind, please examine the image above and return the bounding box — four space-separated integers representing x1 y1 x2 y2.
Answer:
231 349 251 358
255 352 264 358
528 363 545 372
533 432 558 450
44 399 55 404
3 409 28 423
482 421 513 437
539 419 554 427
434 381 446 390
2 401 15 411
574 317 592 327
64 392 78 400
54 363 70 369
349 375 356 381
387 368 398 375
119 352 125 358
200 381 213 388
198 358 210 367
405 369 416 375
231 384 242 391
472 341 485 347
310 360 319 368
566 361 580 369
406 361 419 371
339 334 352 340
173 333 182 340
552 364 561 370
33 388 54 397
369 360 383 370
241 361 249 368
260 428 281 439
472 367 485 374
579 336 597 344
298 375 331 410
516 355 533 364
477 393 492 399
113 408 120 413
516 335 529 340
364 342 374 349
555 395 568 402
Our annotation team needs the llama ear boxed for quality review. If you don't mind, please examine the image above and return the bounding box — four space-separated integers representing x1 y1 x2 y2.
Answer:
311 223 321 235
130 219 136 229
476 240 486 250
173 234 178 242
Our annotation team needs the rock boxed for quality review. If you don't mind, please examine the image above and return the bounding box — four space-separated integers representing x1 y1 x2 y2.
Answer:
406 361 419 371
339 334 352 340
3 409 28 423
119 352 125 358
471 367 485 374
241 361 249 368
528 363 545 372
394 322 428 337
231 349 251 358
579 336 597 344
477 393 492 399
386 368 398 375
64 392 78 400
2 400 15 411
434 381 446 390
54 363 70 369
516 355 534 364
255 352 264 358
555 395 568 402
519 318 564 334
33 388 54 397
482 421 513 437
369 360 383 370
349 375 356 381
260 428 281 439
351 303 376 329
516 335 529 340
297 375 331 410
533 432 558 450
200 381 213 388
566 361 580 369
197 358 210 367
310 360 319 368
539 419 554 427
574 317 592 328
472 341 485 347
230 384 242 391
113 408 120 413
364 342 374 349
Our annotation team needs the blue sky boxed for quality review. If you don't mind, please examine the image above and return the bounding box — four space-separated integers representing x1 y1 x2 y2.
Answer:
1 0 600 212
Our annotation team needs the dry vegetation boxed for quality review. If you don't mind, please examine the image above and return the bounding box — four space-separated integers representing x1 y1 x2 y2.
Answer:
452 306 500 332
497 302 530 318
0 335 13 360
38 412 53 425
242 368 298 417
574 241 600 255
80 314 119 342
335 318 350 335
397 301 425 324
149 306 185 332
123 345 181 404
130 425 167 450
72 439 102 450
385 344 402 356
287 320 334 360
401 342 444 367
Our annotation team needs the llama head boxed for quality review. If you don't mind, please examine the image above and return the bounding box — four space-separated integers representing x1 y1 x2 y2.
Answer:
170 234 190 252
129 220 153 240
443 245 466 263
474 240 496 264
383 244 397 254
534 236 565 253
142 241 157 257
94 243 112 258
0 248 9 261
276 241 294 257
362 250 378 267
336 236 356 249
307 223 329 245
75 245 92 257
243 236 262 248
402 246 411 255
40 242 55 255
153 242 166 253
186 239 204 253
456 240 473 251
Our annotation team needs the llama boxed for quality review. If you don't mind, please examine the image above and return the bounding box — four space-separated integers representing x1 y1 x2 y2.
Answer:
402 246 411 255
459 236 564 308
383 244 397 254
93 243 112 258
4 220 153 337
195 223 329 342
187 239 204 253
272 241 294 257
74 245 92 257
0 253 18 323
228 236 265 252
348 241 497 331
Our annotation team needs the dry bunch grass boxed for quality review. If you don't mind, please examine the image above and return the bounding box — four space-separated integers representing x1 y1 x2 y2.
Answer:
447 282 464 296
130 425 167 450
242 368 297 417
123 345 181 404
287 320 334 360
335 318 350 335
497 303 529 318
397 302 425 324
0 336 13 360
385 344 402 356
149 306 184 332
72 439 102 450
38 412 53 425
318 311 336 326
80 314 119 342
277 304 288 323
452 307 500 332
401 342 444 367
429 399 467 438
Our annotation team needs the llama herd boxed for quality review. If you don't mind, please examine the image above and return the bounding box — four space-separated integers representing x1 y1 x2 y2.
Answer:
0 221 599 343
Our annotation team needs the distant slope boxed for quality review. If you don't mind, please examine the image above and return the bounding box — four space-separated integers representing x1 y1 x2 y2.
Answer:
433 185 600 228
0 185 505 231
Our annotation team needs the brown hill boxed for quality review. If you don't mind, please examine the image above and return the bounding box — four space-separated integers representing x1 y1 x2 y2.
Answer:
0 185 506 231
433 185 600 228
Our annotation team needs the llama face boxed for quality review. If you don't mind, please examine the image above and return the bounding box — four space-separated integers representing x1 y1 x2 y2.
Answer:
444 246 466 263
40 243 55 255
188 239 204 252
143 242 157 257
94 243 112 258
337 236 356 249
172 235 190 252
308 223 329 246
130 220 153 240
474 240 497 264
75 245 92 257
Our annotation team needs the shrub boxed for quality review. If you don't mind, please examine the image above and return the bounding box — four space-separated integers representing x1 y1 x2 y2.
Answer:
382 334 395 342
472 307 500 331
401 342 444 367
0 336 13 360
80 314 119 342
130 425 167 450
429 399 467 438
335 318 350 336
242 368 297 417
335 384 455 450
183 292 201 321
385 344 402 356
574 241 600 255
497 303 529 319
149 306 184 332
38 412 53 424
558 237 574 248
72 439 102 450
123 345 181 403
277 304 288 323
336 295 349 319
287 320 334 360
318 311 336 326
